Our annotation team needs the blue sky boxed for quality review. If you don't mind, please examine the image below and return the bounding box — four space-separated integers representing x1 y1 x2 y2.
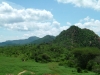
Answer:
0 0 100 42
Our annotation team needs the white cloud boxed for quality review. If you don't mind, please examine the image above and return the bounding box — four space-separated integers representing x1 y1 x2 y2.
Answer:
0 2 54 29
67 22 71 25
75 16 100 35
57 0 100 10
0 2 68 39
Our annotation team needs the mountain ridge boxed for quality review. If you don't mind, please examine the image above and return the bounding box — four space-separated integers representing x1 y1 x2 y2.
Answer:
32 35 55 44
0 25 100 48
0 35 55 46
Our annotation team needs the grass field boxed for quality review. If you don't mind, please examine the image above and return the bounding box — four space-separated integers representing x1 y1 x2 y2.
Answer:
0 56 96 75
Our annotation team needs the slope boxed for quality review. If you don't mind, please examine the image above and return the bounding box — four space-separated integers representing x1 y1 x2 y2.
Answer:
32 35 55 44
54 25 100 48
0 36 39 46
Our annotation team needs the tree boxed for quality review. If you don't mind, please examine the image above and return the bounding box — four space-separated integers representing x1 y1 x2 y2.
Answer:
73 47 100 69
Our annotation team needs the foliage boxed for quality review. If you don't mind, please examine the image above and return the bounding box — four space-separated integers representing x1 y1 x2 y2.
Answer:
54 25 100 49
72 47 100 69
35 53 51 63
32 35 55 44
92 65 100 74
77 67 82 73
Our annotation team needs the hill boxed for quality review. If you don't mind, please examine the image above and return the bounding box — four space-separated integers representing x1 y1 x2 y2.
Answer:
0 36 39 46
11 36 40 44
32 35 55 44
54 25 100 48
0 35 55 46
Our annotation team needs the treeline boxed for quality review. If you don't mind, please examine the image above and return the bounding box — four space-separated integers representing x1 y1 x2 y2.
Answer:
0 43 66 62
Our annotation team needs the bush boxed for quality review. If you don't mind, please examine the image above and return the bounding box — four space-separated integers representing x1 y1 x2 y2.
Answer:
59 59 76 68
84 70 88 73
92 65 100 74
35 53 51 63
67 60 76 67
87 60 94 71
77 67 82 73
58 61 67 66
21 54 29 61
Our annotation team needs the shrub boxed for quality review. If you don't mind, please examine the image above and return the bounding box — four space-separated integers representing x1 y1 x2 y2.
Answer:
87 60 94 71
58 61 67 66
92 65 100 74
35 53 51 63
77 67 82 73
84 70 88 73
67 60 76 67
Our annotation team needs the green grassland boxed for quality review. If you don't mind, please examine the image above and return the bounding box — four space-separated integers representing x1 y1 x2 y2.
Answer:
0 56 96 75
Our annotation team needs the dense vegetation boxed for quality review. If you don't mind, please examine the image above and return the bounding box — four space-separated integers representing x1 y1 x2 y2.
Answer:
0 25 100 74
55 26 100 48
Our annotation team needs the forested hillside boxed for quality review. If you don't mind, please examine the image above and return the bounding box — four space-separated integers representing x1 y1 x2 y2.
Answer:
31 35 55 44
55 25 100 48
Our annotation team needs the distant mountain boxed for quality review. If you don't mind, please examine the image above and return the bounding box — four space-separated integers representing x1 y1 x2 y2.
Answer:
0 35 55 46
0 25 100 48
0 41 16 46
0 36 39 46
11 36 40 44
54 25 100 48
32 35 55 44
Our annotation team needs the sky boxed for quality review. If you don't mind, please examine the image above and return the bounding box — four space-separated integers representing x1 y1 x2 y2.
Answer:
0 0 100 42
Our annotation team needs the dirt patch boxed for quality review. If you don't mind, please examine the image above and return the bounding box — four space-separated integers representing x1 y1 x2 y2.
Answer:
18 70 27 75
18 70 35 75
44 74 59 75
6 74 14 75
